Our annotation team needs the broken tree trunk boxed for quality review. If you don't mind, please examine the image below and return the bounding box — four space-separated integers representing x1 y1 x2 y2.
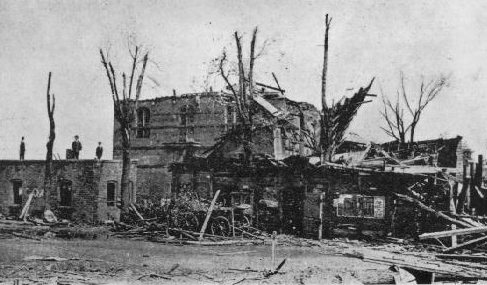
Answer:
44 72 55 210
394 193 472 228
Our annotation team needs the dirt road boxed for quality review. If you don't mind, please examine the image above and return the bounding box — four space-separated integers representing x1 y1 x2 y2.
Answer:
0 236 394 284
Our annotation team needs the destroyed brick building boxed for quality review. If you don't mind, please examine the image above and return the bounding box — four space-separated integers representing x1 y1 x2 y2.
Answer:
113 90 321 203
0 159 137 223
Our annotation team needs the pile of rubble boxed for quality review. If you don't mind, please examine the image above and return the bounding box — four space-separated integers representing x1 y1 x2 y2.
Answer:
112 200 270 246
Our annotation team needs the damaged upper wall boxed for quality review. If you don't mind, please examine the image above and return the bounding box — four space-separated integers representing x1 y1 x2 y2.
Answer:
0 160 137 223
381 136 468 170
333 136 468 176
113 91 320 161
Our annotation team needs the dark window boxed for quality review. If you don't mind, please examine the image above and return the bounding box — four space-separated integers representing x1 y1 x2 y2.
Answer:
136 107 150 138
12 180 22 205
59 180 72 206
180 105 195 126
178 128 187 142
362 197 375 217
107 181 116 207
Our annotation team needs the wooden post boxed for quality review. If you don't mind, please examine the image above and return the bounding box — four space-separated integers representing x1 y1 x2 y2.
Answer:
199 190 220 241
468 162 475 214
208 170 214 200
457 163 469 214
271 231 277 267
478 155 484 215
318 193 324 240
449 171 457 247
231 207 235 238
276 177 283 234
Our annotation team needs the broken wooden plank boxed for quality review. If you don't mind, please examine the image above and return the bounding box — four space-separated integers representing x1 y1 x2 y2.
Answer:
10 232 41 241
263 259 286 278
436 253 487 262
165 263 180 275
442 235 487 253
19 192 35 220
129 203 149 226
217 250 257 256
233 226 265 240
168 228 232 240
23 255 79 262
137 273 171 280
198 190 220 241
184 239 260 246
419 226 487 240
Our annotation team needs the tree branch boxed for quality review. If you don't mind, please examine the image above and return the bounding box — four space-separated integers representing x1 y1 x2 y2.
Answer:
128 46 139 99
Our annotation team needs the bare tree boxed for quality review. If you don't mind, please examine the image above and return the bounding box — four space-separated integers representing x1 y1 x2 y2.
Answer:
100 46 148 212
44 72 55 209
381 72 448 143
217 27 258 165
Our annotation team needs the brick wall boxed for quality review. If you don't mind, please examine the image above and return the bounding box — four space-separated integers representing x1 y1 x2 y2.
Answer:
113 93 232 153
113 92 320 204
0 159 136 223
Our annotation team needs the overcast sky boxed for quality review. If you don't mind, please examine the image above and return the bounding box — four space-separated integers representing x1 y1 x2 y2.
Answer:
1 0 486 159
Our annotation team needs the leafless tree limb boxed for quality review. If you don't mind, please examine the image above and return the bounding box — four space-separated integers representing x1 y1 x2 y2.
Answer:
381 71 448 143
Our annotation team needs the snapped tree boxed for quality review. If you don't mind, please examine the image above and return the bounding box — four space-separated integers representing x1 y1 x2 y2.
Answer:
100 46 148 212
380 71 448 143
44 72 55 209
217 27 259 165
320 14 375 163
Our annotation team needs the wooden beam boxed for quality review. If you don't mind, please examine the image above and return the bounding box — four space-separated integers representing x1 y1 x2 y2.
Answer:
419 226 487 240
394 193 473 228
198 190 220 241
255 82 285 93
436 253 487 262
442 235 487 253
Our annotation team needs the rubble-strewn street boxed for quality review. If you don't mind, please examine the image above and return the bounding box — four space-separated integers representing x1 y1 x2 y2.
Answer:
2 233 480 285
2 216 487 284
0 235 390 284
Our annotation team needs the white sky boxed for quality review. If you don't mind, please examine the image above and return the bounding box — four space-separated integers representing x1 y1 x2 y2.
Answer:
1 0 486 159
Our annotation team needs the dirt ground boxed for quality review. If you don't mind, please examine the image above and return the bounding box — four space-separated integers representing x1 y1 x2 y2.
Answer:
0 236 395 285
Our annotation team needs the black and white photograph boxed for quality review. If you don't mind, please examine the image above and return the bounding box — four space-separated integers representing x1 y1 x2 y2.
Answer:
1 0 487 284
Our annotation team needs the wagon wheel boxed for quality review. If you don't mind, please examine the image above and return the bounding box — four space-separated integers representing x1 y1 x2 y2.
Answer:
237 215 251 228
173 212 200 232
210 216 231 237
234 215 251 237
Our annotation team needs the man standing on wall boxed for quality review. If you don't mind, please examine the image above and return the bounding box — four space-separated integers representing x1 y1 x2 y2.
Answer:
19 137 25 161
96 142 103 160
71 135 82 159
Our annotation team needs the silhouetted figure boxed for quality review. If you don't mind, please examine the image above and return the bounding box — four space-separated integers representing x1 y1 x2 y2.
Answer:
96 142 103 160
19 137 25 161
71 135 82 159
